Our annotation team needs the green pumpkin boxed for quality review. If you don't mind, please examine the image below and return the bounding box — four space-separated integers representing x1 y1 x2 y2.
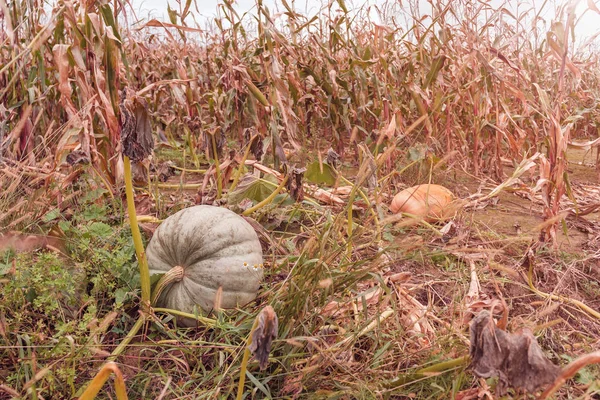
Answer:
147 205 264 326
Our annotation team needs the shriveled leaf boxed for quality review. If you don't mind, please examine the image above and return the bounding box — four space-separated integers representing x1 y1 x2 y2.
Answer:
250 134 264 161
249 305 278 370
326 147 340 168
3 103 32 154
311 188 345 205
152 161 176 182
104 27 120 115
469 310 560 395
66 149 90 165
286 166 306 202
377 114 396 146
270 58 301 150
167 4 178 24
120 88 154 161
0 232 65 253
100 4 122 42
52 44 72 100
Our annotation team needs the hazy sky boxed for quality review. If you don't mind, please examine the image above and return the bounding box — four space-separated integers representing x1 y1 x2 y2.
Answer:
130 0 600 42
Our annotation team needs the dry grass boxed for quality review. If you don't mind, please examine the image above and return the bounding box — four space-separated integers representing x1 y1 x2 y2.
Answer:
1 0 600 398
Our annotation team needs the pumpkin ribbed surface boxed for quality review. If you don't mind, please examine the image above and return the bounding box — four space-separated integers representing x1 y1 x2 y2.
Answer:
147 205 264 325
390 184 455 221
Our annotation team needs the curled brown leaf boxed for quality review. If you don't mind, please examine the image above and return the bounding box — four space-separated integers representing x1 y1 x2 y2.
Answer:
120 88 154 162
249 305 279 370
469 310 560 396
286 166 306 202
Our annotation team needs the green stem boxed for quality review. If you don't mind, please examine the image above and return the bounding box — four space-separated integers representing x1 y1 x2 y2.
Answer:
124 156 151 306
109 317 145 360
172 165 207 173
236 317 260 400
211 133 222 199
110 157 151 360
384 355 470 389
153 308 216 326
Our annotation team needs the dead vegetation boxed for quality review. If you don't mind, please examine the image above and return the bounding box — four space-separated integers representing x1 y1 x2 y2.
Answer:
1 0 600 398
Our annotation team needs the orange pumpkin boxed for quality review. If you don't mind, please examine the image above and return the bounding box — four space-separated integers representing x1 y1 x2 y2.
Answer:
390 184 455 221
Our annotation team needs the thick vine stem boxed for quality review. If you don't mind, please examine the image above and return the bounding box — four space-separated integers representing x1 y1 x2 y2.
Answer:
124 156 151 308
109 157 151 361
151 266 185 305
109 315 145 360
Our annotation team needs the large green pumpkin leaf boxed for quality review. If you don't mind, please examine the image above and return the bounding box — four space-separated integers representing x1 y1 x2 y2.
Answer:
228 173 279 206
305 162 337 185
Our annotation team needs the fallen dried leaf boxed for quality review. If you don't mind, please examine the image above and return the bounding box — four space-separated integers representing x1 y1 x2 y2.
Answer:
469 310 560 396
250 305 279 370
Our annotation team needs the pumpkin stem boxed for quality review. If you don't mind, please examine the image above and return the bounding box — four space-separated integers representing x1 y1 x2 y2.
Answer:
151 265 185 305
